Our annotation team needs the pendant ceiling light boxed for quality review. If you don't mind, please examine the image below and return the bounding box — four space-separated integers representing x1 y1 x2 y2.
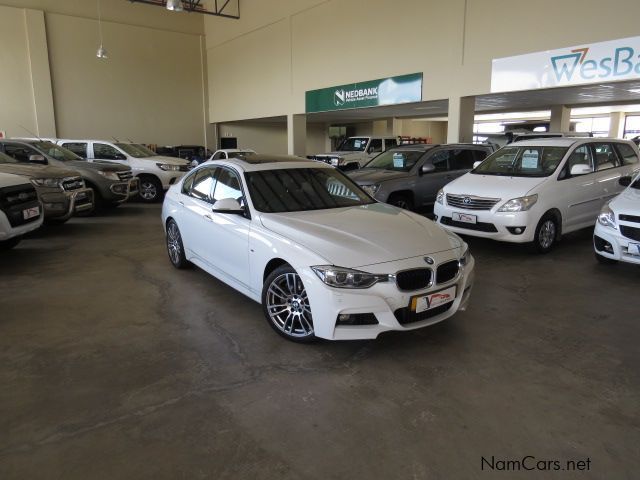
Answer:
166 0 184 12
96 0 108 59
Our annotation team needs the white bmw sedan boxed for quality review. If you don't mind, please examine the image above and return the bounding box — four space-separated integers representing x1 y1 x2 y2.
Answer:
161 154 474 342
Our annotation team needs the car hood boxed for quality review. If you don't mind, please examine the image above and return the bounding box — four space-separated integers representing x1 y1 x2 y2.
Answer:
610 186 640 214
259 202 461 268
347 168 409 185
66 160 130 172
0 171 33 187
444 172 546 199
0 163 76 179
148 155 190 165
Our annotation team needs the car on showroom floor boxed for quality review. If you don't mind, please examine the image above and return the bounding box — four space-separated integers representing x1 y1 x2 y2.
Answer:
348 143 495 210
308 136 399 170
162 154 474 342
0 171 43 250
433 137 640 252
594 172 640 265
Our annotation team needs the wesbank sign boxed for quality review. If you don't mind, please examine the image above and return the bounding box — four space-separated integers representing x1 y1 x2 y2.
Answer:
491 36 640 93
306 73 423 113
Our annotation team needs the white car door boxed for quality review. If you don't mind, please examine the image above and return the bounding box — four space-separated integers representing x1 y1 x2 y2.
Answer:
591 142 625 204
179 166 218 259
91 142 130 167
200 166 251 288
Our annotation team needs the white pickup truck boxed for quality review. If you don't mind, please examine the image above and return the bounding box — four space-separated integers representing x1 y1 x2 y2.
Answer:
0 172 44 250
308 136 398 170
55 139 192 202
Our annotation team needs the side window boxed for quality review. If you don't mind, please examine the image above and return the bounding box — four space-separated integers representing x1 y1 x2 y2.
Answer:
368 139 383 154
429 150 450 171
614 143 639 166
190 168 216 202
449 149 476 170
94 143 125 160
3 145 34 162
473 150 490 163
559 145 593 180
181 171 197 194
63 143 88 158
213 168 243 205
213 152 225 160
384 138 398 150
593 143 620 171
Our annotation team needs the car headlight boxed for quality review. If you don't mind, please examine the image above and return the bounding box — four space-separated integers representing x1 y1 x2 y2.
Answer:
497 194 538 212
597 204 617 229
97 170 121 181
156 163 181 171
330 157 342 166
361 184 380 196
31 178 62 188
311 265 389 289
459 244 471 266
436 189 444 205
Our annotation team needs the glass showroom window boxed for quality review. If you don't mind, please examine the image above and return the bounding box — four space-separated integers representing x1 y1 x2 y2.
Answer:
623 115 640 139
573 117 610 137
473 122 504 144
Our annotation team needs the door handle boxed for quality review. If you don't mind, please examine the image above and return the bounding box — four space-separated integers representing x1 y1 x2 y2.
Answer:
179 201 184 206
203 214 212 221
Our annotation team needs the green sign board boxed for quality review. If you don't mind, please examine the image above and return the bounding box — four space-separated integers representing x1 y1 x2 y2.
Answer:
305 73 423 113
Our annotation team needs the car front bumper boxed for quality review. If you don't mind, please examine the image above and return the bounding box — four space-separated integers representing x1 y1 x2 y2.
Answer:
39 188 94 220
300 253 474 340
594 222 640 265
0 203 44 241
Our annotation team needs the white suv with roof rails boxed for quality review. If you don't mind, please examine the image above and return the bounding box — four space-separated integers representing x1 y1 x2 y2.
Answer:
308 136 398 170
55 139 191 202
434 138 640 252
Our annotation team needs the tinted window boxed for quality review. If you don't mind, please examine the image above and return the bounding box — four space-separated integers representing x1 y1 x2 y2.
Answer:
593 143 620 171
213 168 243 203
475 146 567 177
614 143 639 166
3 145 34 162
384 138 398 150
213 151 226 160
473 149 489 163
191 168 216 202
94 143 125 160
62 142 88 157
430 150 450 171
368 139 383 153
449 149 476 170
559 145 593 180
365 150 425 172
181 171 197 194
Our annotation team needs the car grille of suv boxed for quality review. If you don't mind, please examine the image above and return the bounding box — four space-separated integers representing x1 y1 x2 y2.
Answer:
0 184 40 227
436 260 459 284
446 194 500 210
394 301 454 325
620 225 640 241
395 268 432 291
117 171 133 181
62 177 84 191
620 214 640 224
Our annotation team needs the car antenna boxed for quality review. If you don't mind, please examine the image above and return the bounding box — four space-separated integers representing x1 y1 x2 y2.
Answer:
127 138 134 143
18 124 43 142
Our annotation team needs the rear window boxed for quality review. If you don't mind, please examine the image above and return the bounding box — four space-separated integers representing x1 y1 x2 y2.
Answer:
614 143 639 165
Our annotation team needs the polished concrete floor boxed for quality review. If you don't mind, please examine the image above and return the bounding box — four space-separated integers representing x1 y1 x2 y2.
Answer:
1 203 638 479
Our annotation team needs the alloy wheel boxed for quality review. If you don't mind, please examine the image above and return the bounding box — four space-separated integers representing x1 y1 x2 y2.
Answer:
140 181 157 200
538 219 556 250
167 222 182 265
265 272 314 338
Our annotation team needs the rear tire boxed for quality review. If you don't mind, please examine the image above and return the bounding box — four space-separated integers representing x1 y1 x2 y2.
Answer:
530 214 558 254
166 219 190 269
0 237 21 251
388 193 414 211
138 176 163 203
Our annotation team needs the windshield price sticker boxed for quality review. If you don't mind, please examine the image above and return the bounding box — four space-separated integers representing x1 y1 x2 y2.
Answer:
393 153 405 168
522 150 540 169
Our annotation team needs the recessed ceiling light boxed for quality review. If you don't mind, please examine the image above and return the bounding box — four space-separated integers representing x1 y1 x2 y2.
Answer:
627 88 640 94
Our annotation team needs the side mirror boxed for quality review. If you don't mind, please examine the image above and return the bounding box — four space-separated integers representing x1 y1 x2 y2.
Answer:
212 198 244 214
420 164 436 175
473 161 483 169
28 154 47 164
619 175 632 187
570 164 593 176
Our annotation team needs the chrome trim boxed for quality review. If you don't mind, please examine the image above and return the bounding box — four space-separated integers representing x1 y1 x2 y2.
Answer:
446 193 501 210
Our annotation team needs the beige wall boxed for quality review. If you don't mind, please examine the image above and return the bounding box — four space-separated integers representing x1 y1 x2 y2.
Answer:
0 0 207 145
218 121 288 155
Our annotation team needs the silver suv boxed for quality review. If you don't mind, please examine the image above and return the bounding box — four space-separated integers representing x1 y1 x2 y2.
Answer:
348 143 495 210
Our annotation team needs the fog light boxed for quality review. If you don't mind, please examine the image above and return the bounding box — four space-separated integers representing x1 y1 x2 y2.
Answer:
336 313 378 326
506 226 526 235
594 235 614 253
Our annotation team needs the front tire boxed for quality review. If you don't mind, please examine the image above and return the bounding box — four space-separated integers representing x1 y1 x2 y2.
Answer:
388 193 414 211
531 214 558 253
138 176 163 203
0 237 21 251
166 219 190 269
262 265 316 343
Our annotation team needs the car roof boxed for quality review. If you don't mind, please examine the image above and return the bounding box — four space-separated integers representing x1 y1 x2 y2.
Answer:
390 143 491 152
508 137 634 147
211 154 331 172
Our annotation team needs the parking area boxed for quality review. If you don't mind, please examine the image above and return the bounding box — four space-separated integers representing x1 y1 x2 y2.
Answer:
1 204 638 479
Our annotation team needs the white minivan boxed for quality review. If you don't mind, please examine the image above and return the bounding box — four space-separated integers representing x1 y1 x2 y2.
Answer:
55 140 191 202
434 138 640 252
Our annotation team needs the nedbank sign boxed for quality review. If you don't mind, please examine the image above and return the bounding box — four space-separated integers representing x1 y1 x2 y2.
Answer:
306 73 423 113
491 36 640 92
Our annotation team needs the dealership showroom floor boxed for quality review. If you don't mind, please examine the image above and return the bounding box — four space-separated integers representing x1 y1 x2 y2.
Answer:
1 204 638 479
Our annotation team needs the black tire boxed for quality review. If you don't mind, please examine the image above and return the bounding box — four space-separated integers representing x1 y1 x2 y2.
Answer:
262 264 316 343
166 219 190 269
0 237 21 251
138 176 163 203
530 214 558 254
388 193 414 211
594 251 617 265
44 217 69 225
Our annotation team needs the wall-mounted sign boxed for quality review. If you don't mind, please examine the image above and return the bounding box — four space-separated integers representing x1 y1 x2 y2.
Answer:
306 73 423 113
491 35 640 93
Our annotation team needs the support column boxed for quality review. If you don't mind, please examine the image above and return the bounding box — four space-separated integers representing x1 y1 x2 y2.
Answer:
608 112 625 138
550 105 570 132
287 113 306 157
447 96 475 143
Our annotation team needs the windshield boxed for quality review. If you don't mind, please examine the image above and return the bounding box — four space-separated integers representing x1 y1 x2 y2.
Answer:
364 150 425 172
115 143 148 158
133 144 157 156
33 141 83 162
473 146 568 177
337 137 368 152
0 151 19 164
246 168 375 213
